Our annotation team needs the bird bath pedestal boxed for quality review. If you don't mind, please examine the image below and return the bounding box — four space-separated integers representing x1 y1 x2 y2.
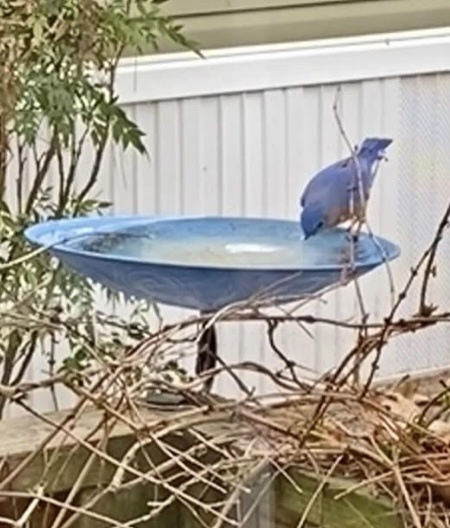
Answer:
25 215 400 398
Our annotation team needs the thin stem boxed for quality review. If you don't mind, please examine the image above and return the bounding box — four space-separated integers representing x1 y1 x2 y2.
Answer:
25 136 57 215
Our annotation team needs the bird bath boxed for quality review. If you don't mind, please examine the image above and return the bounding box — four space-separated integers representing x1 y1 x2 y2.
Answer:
24 215 400 393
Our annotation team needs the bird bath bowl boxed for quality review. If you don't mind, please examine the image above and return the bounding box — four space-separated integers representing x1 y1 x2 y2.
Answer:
24 215 400 395
24 215 400 312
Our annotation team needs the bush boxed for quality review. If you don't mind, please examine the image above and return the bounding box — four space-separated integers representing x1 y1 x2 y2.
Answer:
0 0 197 417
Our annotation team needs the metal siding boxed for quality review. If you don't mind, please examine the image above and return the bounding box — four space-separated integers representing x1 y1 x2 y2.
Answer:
10 42 450 416
383 73 450 376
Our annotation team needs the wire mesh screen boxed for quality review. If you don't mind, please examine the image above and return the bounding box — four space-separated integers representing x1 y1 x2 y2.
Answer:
377 73 450 377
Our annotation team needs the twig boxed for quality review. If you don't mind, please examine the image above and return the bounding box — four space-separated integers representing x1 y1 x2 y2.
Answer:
418 200 450 315
266 320 311 391
296 454 344 528
13 485 44 528
209 457 269 528
332 86 370 386
0 490 119 527
361 197 450 395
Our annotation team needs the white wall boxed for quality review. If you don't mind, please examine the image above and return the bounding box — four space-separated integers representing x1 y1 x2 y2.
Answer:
19 28 450 414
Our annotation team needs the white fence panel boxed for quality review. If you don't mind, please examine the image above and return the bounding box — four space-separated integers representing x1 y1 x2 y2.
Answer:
18 28 450 415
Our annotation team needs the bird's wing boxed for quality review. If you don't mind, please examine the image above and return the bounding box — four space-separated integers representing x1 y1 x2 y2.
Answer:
300 158 352 207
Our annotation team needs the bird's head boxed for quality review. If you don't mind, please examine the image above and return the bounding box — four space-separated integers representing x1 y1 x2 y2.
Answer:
300 202 326 240
357 137 393 162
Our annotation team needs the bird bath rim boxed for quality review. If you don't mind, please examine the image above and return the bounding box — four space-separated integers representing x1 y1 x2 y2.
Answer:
24 214 401 274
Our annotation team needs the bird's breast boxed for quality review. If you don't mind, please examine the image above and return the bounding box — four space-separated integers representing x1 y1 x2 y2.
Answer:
324 200 365 227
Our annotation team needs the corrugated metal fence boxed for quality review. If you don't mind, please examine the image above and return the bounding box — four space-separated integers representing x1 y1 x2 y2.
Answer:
21 29 450 414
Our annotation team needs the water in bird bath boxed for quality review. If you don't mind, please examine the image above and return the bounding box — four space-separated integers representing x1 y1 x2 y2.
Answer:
70 217 377 270
100 237 302 267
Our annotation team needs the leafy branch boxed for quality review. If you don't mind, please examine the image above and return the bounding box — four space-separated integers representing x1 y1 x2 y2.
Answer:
0 0 198 418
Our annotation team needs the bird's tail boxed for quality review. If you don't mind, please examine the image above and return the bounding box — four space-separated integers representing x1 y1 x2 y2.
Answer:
357 137 393 157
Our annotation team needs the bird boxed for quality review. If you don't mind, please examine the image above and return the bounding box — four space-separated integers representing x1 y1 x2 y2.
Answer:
299 137 393 239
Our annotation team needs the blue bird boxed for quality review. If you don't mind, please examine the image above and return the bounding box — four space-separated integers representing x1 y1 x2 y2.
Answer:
299 137 393 239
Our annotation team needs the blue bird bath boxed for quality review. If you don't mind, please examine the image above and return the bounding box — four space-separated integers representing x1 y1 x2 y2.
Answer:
24 215 400 312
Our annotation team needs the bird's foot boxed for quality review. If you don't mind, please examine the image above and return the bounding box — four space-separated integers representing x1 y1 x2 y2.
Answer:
339 257 357 282
345 216 365 245
345 231 360 244
340 236 359 279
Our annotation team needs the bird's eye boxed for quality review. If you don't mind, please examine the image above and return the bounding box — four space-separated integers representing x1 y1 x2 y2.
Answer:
317 221 324 229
